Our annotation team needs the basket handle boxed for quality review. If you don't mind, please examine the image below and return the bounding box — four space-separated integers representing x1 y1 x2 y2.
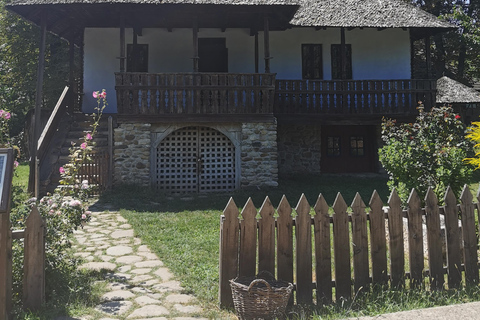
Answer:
248 279 272 293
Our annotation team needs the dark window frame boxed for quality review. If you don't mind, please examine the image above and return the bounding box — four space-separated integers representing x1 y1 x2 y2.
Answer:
331 44 352 80
127 44 149 73
350 136 365 157
302 44 323 80
326 136 341 157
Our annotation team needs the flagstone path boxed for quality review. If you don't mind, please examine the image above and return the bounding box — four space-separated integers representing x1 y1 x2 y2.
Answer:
63 202 208 320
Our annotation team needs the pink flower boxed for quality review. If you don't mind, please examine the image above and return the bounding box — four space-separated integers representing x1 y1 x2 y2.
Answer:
455 115 461 119
0 110 3 117
93 91 99 99
85 211 91 216
59 167 65 174
4 112 10 119
14 161 19 168
81 214 87 220
86 133 92 140
69 199 82 207
80 142 87 149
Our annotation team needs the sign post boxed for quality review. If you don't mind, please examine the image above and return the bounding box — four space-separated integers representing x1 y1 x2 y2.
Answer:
0 148 15 320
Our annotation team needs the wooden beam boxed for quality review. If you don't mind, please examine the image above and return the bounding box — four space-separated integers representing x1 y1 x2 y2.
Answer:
425 36 431 79
134 27 143 36
29 10 47 196
255 31 259 73
193 17 199 72
119 16 126 73
340 27 347 80
68 39 75 113
264 15 271 73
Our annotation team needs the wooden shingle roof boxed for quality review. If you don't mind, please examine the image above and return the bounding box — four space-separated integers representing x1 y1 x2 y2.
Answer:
436 76 480 104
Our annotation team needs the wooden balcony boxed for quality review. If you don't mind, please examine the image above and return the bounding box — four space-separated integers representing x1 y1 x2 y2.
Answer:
115 74 437 124
274 79 437 123
115 72 276 122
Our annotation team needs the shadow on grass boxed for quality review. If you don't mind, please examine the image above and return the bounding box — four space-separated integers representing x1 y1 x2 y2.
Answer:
98 173 390 213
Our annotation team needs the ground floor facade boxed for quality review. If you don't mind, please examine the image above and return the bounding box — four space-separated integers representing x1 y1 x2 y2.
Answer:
113 120 379 192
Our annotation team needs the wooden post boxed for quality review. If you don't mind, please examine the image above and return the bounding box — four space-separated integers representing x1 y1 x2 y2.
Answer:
263 16 270 73
340 28 347 80
193 18 199 72
23 206 45 311
68 38 75 113
107 116 114 189
254 31 259 73
425 36 431 79
28 11 47 195
0 148 15 320
120 16 126 73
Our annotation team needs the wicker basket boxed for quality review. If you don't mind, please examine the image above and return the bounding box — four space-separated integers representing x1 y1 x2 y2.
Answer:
229 272 293 320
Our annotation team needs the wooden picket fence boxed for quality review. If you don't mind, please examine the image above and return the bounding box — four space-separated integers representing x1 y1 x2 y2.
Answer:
219 185 480 308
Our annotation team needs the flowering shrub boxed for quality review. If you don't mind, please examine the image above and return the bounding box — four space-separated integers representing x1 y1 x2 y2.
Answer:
379 104 473 203
9 90 107 306
0 108 20 166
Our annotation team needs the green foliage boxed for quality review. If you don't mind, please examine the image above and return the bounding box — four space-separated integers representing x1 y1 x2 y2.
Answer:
0 0 71 138
378 105 473 203
465 121 480 169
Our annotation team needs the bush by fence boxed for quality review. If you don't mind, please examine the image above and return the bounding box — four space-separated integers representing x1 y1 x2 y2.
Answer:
219 185 479 308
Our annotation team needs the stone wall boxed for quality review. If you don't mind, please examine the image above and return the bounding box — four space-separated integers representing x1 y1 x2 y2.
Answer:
277 124 322 176
114 123 151 186
241 122 278 188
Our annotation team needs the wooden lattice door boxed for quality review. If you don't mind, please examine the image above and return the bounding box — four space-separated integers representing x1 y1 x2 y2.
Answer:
156 126 236 192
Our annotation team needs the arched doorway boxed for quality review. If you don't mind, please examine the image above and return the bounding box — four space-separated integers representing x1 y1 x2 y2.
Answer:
155 126 236 192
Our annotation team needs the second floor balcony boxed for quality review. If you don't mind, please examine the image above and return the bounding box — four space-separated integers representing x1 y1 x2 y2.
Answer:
115 72 437 122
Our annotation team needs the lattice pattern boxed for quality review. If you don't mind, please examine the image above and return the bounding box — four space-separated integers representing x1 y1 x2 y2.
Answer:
156 127 198 192
198 127 235 192
156 126 235 193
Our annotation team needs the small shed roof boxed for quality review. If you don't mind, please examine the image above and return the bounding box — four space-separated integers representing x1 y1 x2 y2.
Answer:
436 76 480 104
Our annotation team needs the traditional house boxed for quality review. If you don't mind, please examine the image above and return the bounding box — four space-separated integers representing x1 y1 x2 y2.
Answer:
6 0 454 193
436 76 480 124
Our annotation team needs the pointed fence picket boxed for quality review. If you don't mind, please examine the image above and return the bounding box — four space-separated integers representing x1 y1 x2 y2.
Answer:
219 185 480 307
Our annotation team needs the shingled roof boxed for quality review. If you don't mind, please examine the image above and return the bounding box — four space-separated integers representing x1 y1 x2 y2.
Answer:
436 76 480 104
290 0 453 29
6 0 454 43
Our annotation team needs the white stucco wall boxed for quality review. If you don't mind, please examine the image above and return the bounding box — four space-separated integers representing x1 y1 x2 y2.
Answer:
83 27 411 113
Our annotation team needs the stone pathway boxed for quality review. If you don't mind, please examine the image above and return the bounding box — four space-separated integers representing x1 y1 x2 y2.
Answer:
64 203 208 320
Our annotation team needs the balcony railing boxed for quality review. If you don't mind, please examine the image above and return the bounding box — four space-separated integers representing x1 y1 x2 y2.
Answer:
274 79 437 115
115 73 276 115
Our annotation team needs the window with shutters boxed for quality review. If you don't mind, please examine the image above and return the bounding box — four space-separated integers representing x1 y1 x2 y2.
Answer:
302 44 323 79
331 44 352 80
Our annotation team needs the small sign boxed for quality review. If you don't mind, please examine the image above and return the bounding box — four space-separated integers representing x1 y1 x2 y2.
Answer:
0 148 14 213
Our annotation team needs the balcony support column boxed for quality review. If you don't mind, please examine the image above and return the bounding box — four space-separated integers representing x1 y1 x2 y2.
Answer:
119 16 126 73
28 10 47 196
264 15 270 73
255 31 259 73
193 17 199 72
425 36 431 79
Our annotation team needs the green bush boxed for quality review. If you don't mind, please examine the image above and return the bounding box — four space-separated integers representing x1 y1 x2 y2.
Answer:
378 105 473 203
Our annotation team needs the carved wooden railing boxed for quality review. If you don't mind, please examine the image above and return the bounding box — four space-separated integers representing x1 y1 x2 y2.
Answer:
115 73 276 115
275 79 437 115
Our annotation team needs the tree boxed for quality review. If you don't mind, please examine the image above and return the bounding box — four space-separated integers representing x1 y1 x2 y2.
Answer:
0 0 71 138
411 0 480 83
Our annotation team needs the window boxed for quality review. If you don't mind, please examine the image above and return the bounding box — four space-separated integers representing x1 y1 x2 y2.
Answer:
302 44 323 79
331 44 352 80
327 136 341 156
350 136 364 156
127 44 149 72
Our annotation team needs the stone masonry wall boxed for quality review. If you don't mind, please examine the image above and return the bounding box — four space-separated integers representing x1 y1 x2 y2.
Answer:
277 124 322 176
114 123 151 186
241 122 278 188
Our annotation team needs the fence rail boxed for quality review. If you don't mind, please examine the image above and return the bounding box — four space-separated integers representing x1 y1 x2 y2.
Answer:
115 72 276 115
274 79 437 115
219 185 478 307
